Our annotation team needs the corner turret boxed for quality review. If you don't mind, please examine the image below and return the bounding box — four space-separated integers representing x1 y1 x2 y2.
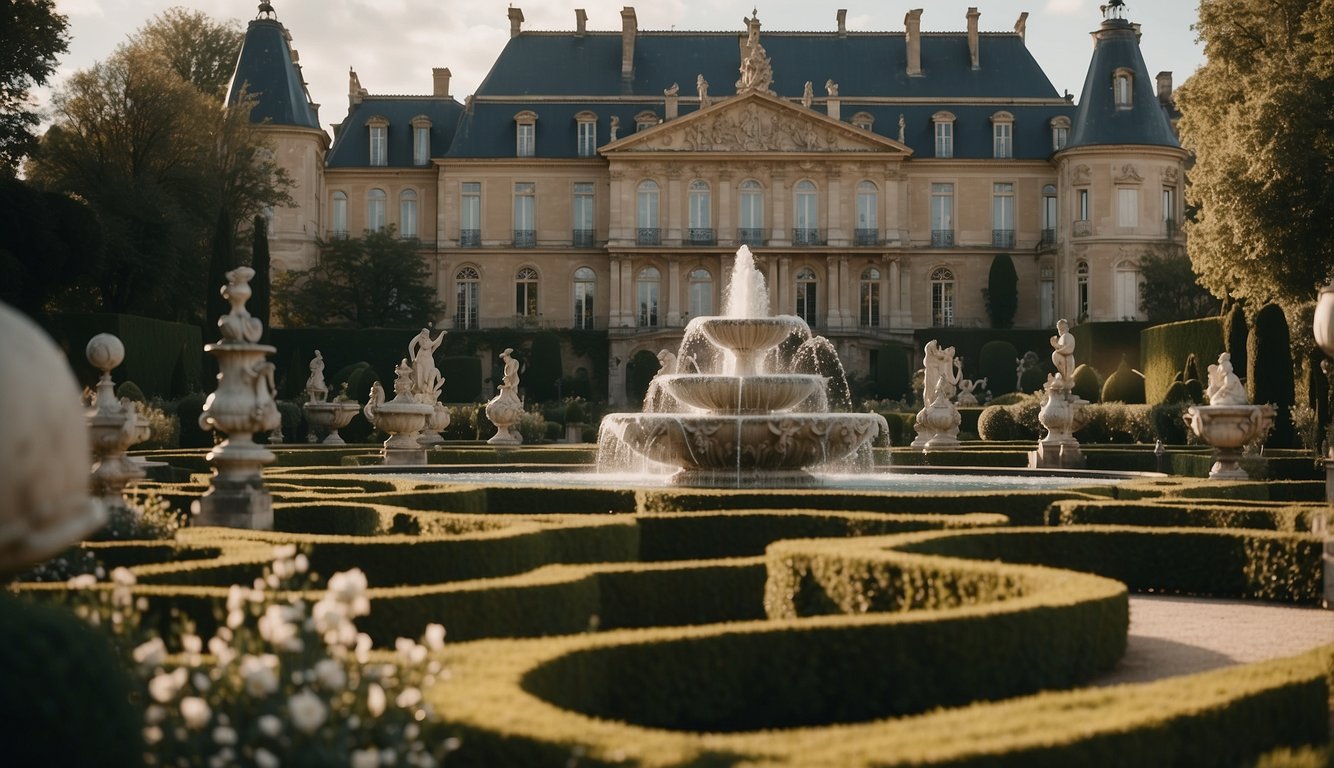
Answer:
226 1 320 129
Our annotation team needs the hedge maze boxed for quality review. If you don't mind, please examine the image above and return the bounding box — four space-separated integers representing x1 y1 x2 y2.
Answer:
19 461 1334 767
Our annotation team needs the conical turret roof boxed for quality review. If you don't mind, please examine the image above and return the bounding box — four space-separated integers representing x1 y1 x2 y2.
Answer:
1066 6 1177 149
226 3 320 129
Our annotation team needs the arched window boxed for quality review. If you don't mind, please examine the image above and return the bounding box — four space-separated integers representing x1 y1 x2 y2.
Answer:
991 111 1014 159
1050 116 1071 152
793 181 819 245
637 180 660 245
514 110 537 157
738 180 764 245
795 267 818 324
1041 184 1057 245
367 116 388 166
454 266 480 330
932 111 955 158
688 267 713 318
1113 69 1133 108
366 188 386 232
515 267 539 317
855 181 878 245
1076 261 1090 321
331 191 348 237
931 267 955 327
399 189 418 239
573 266 596 330
575 111 598 157
859 267 881 327
1115 261 1141 320
411 116 432 166
688 180 712 244
637 266 661 327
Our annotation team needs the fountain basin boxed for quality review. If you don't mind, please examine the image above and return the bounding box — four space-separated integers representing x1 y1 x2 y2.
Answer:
700 317 801 376
659 374 825 414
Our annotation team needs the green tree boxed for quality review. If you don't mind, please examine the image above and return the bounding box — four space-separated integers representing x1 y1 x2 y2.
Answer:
275 228 443 328
128 7 243 98
1177 0 1334 307
984 253 1018 329
0 0 68 171
0 176 102 316
250 214 271 337
1139 246 1221 323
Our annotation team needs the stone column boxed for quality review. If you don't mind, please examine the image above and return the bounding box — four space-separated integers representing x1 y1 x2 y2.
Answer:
667 258 682 327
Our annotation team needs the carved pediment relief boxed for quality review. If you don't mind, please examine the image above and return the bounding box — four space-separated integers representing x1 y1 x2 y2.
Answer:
603 92 909 156
1114 163 1143 183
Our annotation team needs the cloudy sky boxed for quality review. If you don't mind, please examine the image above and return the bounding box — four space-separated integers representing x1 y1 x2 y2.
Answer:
46 0 1203 133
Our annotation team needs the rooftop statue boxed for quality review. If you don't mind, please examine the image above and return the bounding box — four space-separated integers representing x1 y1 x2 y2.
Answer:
736 12 775 95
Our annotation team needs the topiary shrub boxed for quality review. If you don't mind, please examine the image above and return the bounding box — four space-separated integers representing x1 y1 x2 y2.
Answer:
114 380 146 403
1162 380 1192 404
976 405 1016 440
1150 401 1190 444
1019 356 1047 394
175 392 211 448
1182 352 1201 384
979 340 1019 397
1071 363 1103 404
985 253 1019 329
330 362 379 443
441 356 483 403
1185 378 1205 404
275 400 305 443
1224 302 1248 376
565 399 586 425
1102 357 1146 404
1248 304 1296 448
873 343 911 400
526 333 565 403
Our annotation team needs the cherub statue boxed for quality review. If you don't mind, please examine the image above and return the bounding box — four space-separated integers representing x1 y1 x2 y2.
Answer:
664 82 679 97
1050 318 1076 382
1205 352 1248 406
656 349 678 375
825 79 839 97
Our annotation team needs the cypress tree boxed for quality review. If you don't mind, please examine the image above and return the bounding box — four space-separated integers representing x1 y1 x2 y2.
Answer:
250 215 271 341
1247 303 1295 447
985 253 1018 329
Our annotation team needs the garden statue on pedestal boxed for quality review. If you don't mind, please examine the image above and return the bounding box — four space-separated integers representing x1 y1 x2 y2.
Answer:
485 348 524 446
363 358 432 465
302 350 360 445
912 340 962 450
196 267 281 529
1032 319 1090 469
956 376 987 407
85 333 147 510
1185 352 1275 479
408 328 450 446
305 350 327 403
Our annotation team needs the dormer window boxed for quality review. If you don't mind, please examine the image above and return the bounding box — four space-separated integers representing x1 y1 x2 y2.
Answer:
367 116 389 166
991 111 1014 159
410 116 432 166
851 112 875 132
932 111 955 158
514 110 537 157
575 111 598 158
634 110 658 132
1113 68 1134 109
1050 116 1071 152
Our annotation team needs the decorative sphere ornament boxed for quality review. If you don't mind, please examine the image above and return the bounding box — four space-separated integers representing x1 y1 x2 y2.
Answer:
86 333 125 373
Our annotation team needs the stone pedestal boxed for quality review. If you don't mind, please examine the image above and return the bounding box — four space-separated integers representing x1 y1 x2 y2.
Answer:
418 402 451 447
911 395 960 450
485 388 524 446
367 399 432 465
85 333 147 508
1031 376 1088 469
1184 404 1275 479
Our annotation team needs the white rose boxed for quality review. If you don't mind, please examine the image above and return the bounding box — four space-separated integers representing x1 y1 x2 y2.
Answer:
255 747 280 768
180 696 211 730
257 714 283 738
240 655 279 698
423 623 446 651
366 683 386 718
350 749 379 768
132 638 166 667
287 689 328 735
148 668 187 704
313 658 347 690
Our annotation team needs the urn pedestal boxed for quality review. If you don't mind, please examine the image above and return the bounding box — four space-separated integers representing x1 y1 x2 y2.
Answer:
196 341 281 529
485 389 524 446
911 396 961 450
85 334 147 509
303 401 361 445
367 400 432 465
418 402 452 447
1031 378 1089 469
1184 404 1275 479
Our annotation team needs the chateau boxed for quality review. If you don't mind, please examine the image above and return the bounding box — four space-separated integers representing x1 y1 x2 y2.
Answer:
228 2 1186 405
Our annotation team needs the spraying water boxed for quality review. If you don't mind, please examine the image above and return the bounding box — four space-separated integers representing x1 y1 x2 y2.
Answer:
723 245 770 318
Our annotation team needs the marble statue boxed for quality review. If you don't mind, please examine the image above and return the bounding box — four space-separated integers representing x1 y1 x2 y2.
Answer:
1186 352 1274 479
898 114 906 143
696 75 710 108
957 377 987 407
305 350 327 403
610 115 620 141
801 81 813 109
408 327 445 402
736 12 775 94
486 348 525 446
913 339 962 449
657 349 679 375
1205 353 1248 406
1050 319 1076 382
825 79 838 97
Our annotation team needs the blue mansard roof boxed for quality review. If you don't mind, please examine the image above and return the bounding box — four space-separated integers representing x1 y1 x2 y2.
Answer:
327 96 465 168
227 18 320 130
1066 18 1179 149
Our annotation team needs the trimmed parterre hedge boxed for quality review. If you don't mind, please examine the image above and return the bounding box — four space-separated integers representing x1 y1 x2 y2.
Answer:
13 461 1334 766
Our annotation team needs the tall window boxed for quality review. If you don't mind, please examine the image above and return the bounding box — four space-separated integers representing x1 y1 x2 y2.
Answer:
1041 184 1057 245
1115 261 1140 320
513 182 535 247
931 183 954 247
992 112 1014 159
855 181 878 245
1113 71 1133 108
1039 265 1055 329
454 266 479 330
460 182 481 246
1078 189 1090 221
933 112 955 157
688 180 712 243
411 117 431 166
572 182 594 247
573 267 596 329
738 180 764 244
859 267 881 327
795 267 818 324
331 191 348 237
794 181 818 245
1162 187 1177 235
368 121 387 166
1076 261 1090 321
576 115 597 158
931 267 956 327
637 267 660 327
1051 117 1070 152
399 189 418 239
1117 187 1139 228
515 111 537 157
992 183 1015 247
688 267 713 318
515 267 539 317
636 180 660 245
366 188 386 232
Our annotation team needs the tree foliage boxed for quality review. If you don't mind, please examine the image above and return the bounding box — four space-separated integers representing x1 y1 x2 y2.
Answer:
0 176 102 316
1139 245 1221 323
984 254 1018 329
0 0 68 171
274 229 443 328
128 7 243 98
1177 0 1334 306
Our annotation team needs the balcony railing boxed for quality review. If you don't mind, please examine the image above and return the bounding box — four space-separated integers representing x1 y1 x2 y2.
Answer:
572 229 595 248
1073 220 1092 237
1039 228 1056 248
687 227 716 246
992 229 1015 248
792 228 825 246
931 229 954 248
637 227 661 246
736 228 766 246
512 229 536 248
459 228 481 247
1165 218 1178 238
854 228 880 246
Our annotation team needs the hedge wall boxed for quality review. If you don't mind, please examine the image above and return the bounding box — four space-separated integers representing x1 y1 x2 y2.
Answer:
43 312 204 397
1141 317 1225 404
1070 321 1149 382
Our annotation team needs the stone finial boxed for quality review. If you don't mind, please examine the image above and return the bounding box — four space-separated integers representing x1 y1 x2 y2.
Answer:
218 267 263 344
86 333 127 417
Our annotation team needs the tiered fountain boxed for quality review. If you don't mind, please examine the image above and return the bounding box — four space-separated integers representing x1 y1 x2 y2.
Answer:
599 246 888 487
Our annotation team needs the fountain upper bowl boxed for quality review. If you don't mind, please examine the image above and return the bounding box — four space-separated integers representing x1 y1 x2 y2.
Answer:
659 374 825 414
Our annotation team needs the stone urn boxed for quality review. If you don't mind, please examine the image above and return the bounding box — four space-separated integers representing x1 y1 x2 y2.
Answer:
1032 375 1090 468
1185 405 1276 479
911 394 961 450
85 333 147 508
485 388 524 446
364 366 432 465
418 402 452 447
303 400 361 445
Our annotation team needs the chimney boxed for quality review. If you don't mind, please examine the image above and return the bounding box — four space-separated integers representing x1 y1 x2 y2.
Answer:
904 9 923 77
575 8 587 36
1156 71 1173 104
621 7 638 81
837 9 847 37
1014 12 1028 42
966 7 980 70
432 67 451 97
508 7 524 38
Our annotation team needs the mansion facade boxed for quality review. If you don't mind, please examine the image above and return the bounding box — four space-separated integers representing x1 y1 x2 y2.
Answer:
229 2 1186 404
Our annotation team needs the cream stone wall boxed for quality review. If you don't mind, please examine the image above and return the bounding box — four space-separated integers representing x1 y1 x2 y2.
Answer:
263 125 328 274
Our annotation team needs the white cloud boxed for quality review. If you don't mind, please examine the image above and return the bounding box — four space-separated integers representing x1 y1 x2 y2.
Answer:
1045 0 1087 15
